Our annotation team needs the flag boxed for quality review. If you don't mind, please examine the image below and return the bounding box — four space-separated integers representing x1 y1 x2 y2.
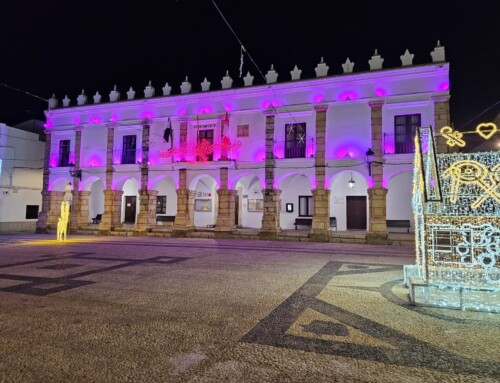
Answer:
164 118 173 144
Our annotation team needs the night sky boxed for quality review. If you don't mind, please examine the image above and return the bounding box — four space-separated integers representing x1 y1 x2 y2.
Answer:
1 0 499 130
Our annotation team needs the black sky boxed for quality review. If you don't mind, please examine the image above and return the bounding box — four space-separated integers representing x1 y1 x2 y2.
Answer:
1 0 499 129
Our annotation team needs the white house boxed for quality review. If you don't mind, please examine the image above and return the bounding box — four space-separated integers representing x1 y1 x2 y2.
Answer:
0 122 45 232
37 43 450 242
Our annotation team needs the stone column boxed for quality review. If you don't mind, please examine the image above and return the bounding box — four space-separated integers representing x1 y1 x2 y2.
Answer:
47 192 65 230
432 95 451 153
311 104 331 242
215 167 236 238
134 120 157 234
367 101 388 243
260 108 281 239
173 169 195 237
70 126 83 232
36 128 53 233
179 118 188 161
99 123 121 234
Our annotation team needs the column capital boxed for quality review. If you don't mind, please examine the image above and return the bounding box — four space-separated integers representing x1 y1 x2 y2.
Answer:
105 122 117 130
431 95 450 103
44 128 52 135
368 100 385 109
142 118 152 126
179 117 189 123
263 107 277 116
314 104 329 112
73 125 84 133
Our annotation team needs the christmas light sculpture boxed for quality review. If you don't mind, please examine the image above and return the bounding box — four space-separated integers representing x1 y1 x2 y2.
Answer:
404 126 500 312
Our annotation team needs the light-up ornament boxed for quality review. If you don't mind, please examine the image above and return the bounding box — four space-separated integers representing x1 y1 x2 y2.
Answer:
476 122 497 140
440 126 466 147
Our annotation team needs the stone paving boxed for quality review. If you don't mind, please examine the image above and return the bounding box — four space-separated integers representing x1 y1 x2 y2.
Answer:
0 234 498 383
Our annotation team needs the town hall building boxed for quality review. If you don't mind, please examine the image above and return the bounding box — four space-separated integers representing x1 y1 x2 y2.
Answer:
36 42 450 242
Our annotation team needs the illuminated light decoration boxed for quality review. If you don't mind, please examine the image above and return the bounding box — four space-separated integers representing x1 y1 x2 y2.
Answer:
476 122 498 140
313 94 324 103
90 117 101 124
404 126 500 312
374 88 386 97
440 126 466 147
159 137 242 163
339 91 358 101
438 81 450 91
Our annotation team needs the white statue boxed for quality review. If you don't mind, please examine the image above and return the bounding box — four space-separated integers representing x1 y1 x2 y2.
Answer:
63 182 73 203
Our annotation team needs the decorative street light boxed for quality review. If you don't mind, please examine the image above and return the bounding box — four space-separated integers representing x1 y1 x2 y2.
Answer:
68 162 82 180
348 172 356 188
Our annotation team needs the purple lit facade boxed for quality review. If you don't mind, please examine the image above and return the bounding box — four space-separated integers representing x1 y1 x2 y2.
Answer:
37 56 450 238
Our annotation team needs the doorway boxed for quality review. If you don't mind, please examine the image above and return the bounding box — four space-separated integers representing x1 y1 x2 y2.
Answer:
124 196 136 223
346 196 367 230
234 193 239 226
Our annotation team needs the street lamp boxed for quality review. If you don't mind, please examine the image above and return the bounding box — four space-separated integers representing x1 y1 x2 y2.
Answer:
348 172 356 188
68 162 82 180
366 148 375 176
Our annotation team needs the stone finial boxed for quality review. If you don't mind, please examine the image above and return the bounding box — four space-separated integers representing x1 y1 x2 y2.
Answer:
430 40 445 62
48 94 58 109
93 91 102 104
109 85 120 102
368 49 384 70
62 95 71 107
127 87 136 100
341 58 354 73
180 76 192 94
162 82 172 96
144 81 155 98
243 71 254 86
400 49 415 66
265 64 278 84
315 57 329 77
201 77 211 91
77 90 87 106
221 70 233 89
290 65 302 80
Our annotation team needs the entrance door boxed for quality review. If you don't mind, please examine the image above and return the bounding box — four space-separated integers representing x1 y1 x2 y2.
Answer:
234 193 239 226
346 196 367 230
124 196 136 223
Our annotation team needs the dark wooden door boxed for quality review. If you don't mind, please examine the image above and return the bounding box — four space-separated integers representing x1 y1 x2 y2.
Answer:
346 196 367 230
124 196 136 223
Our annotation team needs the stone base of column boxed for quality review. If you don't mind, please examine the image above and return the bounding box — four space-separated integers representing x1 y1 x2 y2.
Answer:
367 186 389 244
134 189 158 235
37 191 64 232
173 189 195 237
259 189 281 240
99 190 123 235
215 189 237 236
310 189 331 242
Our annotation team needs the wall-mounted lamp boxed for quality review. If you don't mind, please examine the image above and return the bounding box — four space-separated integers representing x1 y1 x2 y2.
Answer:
68 162 82 180
365 148 375 176
348 172 356 188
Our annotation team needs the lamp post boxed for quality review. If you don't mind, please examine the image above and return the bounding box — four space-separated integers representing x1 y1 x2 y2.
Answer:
68 162 82 180
366 148 375 176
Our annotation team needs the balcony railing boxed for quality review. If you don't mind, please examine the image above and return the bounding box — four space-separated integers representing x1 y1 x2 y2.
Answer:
383 133 415 155
273 138 315 159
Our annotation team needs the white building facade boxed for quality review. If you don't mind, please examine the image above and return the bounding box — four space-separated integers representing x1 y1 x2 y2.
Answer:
37 44 450 242
0 123 44 232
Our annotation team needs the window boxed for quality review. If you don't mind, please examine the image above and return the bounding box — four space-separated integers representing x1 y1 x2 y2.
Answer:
247 199 263 212
25 205 39 219
298 196 313 216
285 123 306 158
156 196 166 214
198 129 214 161
58 140 70 167
394 114 421 154
122 135 136 164
237 124 249 137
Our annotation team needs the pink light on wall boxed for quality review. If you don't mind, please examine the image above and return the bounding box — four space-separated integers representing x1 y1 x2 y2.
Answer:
253 148 266 162
339 91 358 101
224 104 232 112
90 117 101 124
374 88 386 97
44 121 52 129
141 112 153 120
439 82 450 91
313 94 325 103
178 108 187 116
197 106 212 114
109 115 118 122
74 118 81 125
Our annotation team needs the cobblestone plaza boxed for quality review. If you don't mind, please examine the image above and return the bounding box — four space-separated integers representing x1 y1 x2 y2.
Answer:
0 235 498 382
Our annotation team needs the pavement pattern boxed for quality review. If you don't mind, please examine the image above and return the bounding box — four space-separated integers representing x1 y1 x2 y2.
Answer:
0 234 498 383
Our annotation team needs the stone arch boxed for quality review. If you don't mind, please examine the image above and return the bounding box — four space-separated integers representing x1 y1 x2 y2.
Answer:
329 170 369 231
279 173 313 230
191 174 218 227
150 175 178 216
387 170 414 231
234 174 264 228
87 178 105 222
121 178 140 224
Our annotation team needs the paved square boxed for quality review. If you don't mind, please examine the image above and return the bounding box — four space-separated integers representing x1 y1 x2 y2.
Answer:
0 235 498 382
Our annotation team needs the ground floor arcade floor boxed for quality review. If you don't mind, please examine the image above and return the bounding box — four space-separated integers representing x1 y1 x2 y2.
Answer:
37 167 414 243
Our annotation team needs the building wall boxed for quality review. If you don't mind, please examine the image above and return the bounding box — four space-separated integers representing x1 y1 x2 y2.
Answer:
0 123 44 231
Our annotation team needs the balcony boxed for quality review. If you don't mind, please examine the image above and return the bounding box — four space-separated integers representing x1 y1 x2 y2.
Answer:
383 133 415 155
273 138 315 159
